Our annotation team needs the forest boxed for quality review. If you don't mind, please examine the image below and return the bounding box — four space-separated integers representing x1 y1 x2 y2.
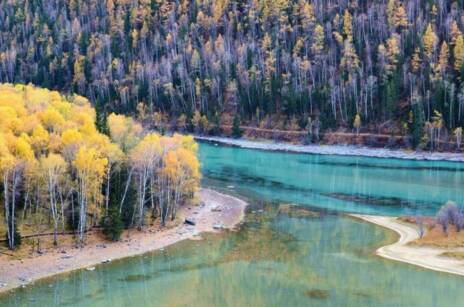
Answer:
1 0 464 148
0 84 200 250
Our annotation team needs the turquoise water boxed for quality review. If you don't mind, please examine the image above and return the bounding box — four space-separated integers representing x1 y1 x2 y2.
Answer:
201 142 464 216
2 142 464 306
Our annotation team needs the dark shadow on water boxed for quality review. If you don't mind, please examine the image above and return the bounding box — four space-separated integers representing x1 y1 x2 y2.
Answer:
304 289 330 299
297 159 464 173
204 167 441 215
323 192 439 212
119 274 151 282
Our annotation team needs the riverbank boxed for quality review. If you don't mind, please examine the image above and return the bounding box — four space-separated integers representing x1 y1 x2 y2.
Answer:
351 214 464 277
0 188 248 295
196 136 464 162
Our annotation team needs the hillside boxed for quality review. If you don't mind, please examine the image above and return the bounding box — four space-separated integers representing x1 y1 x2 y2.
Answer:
1 1 464 149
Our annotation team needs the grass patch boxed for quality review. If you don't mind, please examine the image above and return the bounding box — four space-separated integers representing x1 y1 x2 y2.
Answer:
441 251 464 260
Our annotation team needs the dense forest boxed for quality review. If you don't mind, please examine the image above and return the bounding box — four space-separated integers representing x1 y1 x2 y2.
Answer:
1 0 464 147
0 84 200 250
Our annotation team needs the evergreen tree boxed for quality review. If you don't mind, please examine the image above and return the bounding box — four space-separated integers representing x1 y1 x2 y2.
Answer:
232 115 243 138
101 207 124 241
411 97 425 148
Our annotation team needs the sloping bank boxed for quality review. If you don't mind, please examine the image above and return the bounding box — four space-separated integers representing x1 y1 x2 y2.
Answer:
196 136 464 162
0 188 248 295
351 214 464 277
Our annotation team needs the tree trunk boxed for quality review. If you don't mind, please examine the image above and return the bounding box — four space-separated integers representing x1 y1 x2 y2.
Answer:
3 172 11 250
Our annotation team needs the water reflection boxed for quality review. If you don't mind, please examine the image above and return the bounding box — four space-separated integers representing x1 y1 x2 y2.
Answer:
3 143 464 306
3 202 464 307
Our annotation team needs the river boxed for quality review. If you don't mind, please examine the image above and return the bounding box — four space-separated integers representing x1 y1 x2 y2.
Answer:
2 142 464 306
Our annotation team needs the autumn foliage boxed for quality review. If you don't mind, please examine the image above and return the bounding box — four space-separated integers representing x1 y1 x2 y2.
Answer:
2 0 464 146
0 84 200 249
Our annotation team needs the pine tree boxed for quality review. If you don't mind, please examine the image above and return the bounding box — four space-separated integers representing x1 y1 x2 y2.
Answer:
411 47 421 73
386 34 400 71
232 114 243 138
343 10 352 39
450 21 462 47
101 207 124 241
312 24 325 61
395 4 409 29
423 24 438 60
438 42 449 77
411 94 425 148
353 114 361 135
454 34 464 75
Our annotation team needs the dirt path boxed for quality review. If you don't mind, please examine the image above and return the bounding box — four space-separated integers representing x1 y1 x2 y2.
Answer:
0 188 248 294
352 214 464 276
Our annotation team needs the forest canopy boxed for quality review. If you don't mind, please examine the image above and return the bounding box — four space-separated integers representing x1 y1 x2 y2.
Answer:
1 0 464 146
0 84 200 250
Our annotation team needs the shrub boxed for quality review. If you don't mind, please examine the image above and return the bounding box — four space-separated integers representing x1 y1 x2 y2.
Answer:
436 201 463 235
101 207 124 241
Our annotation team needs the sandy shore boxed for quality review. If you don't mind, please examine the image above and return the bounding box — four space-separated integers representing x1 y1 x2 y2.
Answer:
352 214 464 276
196 136 464 162
0 188 248 294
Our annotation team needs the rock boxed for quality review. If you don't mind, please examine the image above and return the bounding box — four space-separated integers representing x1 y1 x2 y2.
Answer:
227 185 234 189
61 250 67 254
184 218 196 226
102 259 112 263
213 224 224 230
19 277 31 283
86 267 95 271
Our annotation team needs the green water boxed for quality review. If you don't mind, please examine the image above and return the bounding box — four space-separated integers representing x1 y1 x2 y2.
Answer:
2 142 464 306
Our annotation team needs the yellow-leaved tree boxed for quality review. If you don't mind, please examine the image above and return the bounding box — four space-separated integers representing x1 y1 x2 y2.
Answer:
0 84 201 249
73 147 108 245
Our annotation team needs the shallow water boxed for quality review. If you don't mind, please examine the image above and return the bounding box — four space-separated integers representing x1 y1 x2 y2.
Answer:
2 142 464 306
201 142 464 216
